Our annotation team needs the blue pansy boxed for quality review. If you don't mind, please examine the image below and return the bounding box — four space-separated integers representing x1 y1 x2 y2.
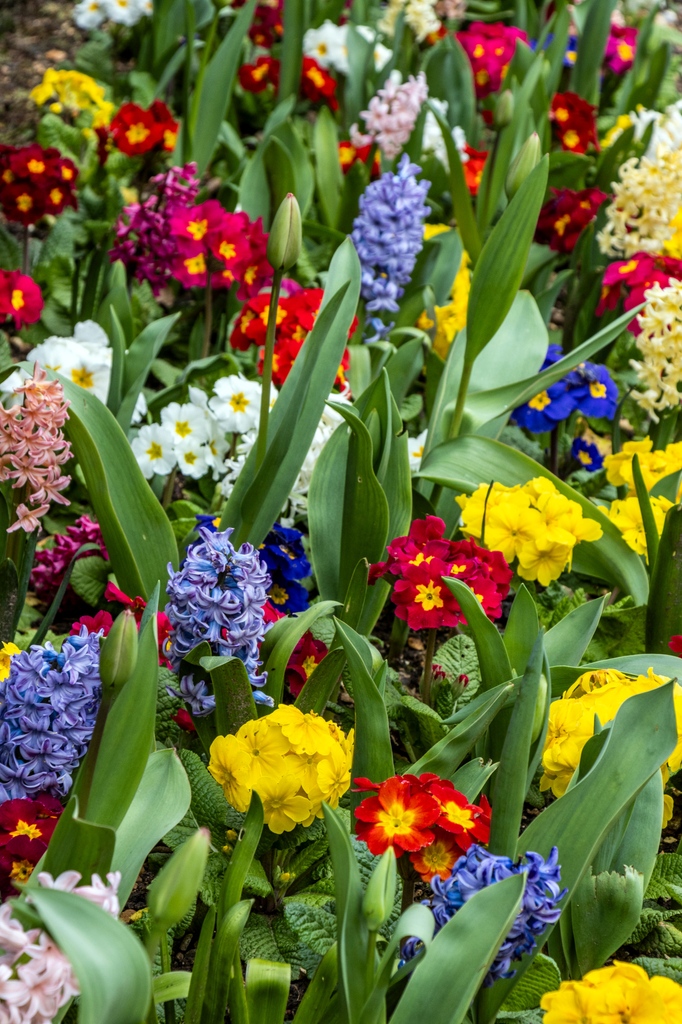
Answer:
572 437 604 471
401 845 565 986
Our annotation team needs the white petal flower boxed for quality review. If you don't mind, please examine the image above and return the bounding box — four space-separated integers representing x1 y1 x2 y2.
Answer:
160 401 211 444
209 374 262 433
303 21 349 75
131 423 177 478
175 439 209 479
102 0 144 25
408 429 428 472
73 0 107 29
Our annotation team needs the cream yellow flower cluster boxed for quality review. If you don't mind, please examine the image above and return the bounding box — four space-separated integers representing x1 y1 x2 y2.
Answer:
418 226 471 359
629 281 682 420
604 437 682 492
598 146 682 257
607 494 673 559
541 962 682 1024
30 70 114 128
457 478 602 587
541 668 682 809
379 0 440 42
208 706 354 834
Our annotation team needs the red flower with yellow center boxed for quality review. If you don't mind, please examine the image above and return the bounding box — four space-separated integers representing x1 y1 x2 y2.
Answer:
0 795 62 897
0 144 78 225
463 145 488 197
430 781 491 850
110 100 179 157
550 92 598 155
0 270 44 329
355 776 441 856
410 828 463 881
286 632 328 698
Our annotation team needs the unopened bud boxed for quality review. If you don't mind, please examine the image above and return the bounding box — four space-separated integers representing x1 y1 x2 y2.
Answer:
531 673 548 743
148 828 210 933
98 608 138 692
494 90 514 129
266 193 302 271
505 133 542 201
363 847 396 931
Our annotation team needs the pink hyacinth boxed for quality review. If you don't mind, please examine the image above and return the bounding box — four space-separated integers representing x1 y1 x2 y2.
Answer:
351 72 429 160
110 162 201 295
0 903 79 1024
0 364 72 534
36 870 121 917
31 516 107 605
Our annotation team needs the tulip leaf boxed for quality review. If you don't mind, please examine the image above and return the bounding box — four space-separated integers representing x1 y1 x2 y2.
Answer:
245 959 291 1024
28 888 151 1024
544 595 607 667
261 600 340 706
39 796 116 881
442 577 513 689
647 505 682 653
503 585 539 676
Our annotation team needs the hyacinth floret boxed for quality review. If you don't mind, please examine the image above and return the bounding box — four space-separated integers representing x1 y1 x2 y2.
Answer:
402 844 565 985
165 526 272 706
351 154 430 340
0 629 102 801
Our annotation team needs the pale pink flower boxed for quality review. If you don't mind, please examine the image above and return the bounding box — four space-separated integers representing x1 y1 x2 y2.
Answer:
0 904 79 1024
351 71 429 159
0 364 71 533
37 870 122 917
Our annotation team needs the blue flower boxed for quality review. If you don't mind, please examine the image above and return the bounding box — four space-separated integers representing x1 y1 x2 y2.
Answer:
351 154 430 340
260 523 311 582
513 347 618 433
268 578 309 614
572 437 604 471
565 362 618 419
401 845 565 986
165 526 272 702
0 629 102 801
513 383 576 433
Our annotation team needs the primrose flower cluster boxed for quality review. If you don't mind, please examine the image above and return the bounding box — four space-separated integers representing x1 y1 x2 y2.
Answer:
541 668 682 812
541 962 682 1023
513 346 618 434
402 845 565 985
458 478 603 587
354 773 491 882
208 706 354 833
370 516 512 630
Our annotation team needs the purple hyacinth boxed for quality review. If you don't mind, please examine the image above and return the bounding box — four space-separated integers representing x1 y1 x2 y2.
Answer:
401 845 565 985
0 629 102 801
110 163 200 295
165 526 272 707
350 154 430 340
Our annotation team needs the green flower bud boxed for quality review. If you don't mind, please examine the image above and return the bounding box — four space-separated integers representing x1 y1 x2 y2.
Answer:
98 608 138 692
531 673 548 743
505 133 542 201
266 193 302 271
494 90 514 130
362 847 397 931
148 828 211 933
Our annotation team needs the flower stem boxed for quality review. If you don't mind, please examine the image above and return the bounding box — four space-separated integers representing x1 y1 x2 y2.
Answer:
161 467 177 508
255 269 284 471
430 358 474 511
421 627 437 707
76 690 114 819
201 271 213 359
366 930 377 994
22 226 29 275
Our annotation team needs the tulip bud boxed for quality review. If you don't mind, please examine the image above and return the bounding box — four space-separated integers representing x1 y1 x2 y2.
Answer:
494 90 514 130
266 193 302 271
362 847 396 931
531 673 548 743
98 608 138 692
505 133 542 201
148 828 211 933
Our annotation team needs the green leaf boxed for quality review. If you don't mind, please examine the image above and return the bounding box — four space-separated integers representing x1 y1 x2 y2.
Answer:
0 224 21 270
583 604 645 664
262 601 340 706
191 0 257 173
443 577 513 689
646 853 682 903
465 157 548 365
218 793 264 922
47 374 178 599
419 435 649 604
314 106 342 228
500 954 561 1013
204 900 254 1024
335 620 394 812
278 0 304 98
633 957 682 983
39 797 116 881
308 404 389 606
179 748 229 848
391 874 526 1024
503 586 539 676
544 596 607 667
295 647 346 715
28 888 151 1024
221 239 361 546
204 655 258 736
184 904 216 1024
70 555 109 607
411 682 513 778
112 748 191 905
292 943 338 1024
153 971 192 1003
245 959 291 1024
571 867 644 975
433 634 481 694
633 453 660 568
570 0 618 102
428 101 481 263
450 758 498 801
117 314 180 433
647 505 682 653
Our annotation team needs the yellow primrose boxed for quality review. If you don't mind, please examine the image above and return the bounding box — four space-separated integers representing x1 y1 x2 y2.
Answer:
0 642 20 682
607 494 673 560
208 734 252 812
483 503 542 564
256 775 313 834
268 704 334 755
30 69 114 127
235 718 290 782
541 961 675 1024
517 535 574 587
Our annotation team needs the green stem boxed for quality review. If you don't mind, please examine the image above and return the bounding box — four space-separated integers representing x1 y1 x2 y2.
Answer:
161 932 176 1024
76 691 114 819
421 628 437 707
449 359 473 442
255 269 284 471
201 272 213 359
366 930 378 995
161 467 177 509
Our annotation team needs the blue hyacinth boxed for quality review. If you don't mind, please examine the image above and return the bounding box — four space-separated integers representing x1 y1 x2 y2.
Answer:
165 526 272 709
0 629 102 801
351 154 430 341
401 845 565 985
514 345 618 433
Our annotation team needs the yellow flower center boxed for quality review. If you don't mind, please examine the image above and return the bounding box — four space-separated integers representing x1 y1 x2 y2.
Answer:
270 584 289 605
146 441 163 460
10 820 42 840
187 218 208 241
589 381 607 399
10 289 25 311
528 390 551 411
563 130 580 149
16 193 33 212
9 860 34 883
174 420 192 438
27 159 45 174
302 655 317 679
229 392 249 413
415 581 444 611
125 122 150 144
184 253 206 276
71 368 95 388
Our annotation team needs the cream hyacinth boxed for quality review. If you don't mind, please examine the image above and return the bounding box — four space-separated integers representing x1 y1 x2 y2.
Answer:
598 146 682 257
379 0 441 42
631 280 682 419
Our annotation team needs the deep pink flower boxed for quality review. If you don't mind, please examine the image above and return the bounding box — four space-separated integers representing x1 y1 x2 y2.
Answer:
32 515 107 605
